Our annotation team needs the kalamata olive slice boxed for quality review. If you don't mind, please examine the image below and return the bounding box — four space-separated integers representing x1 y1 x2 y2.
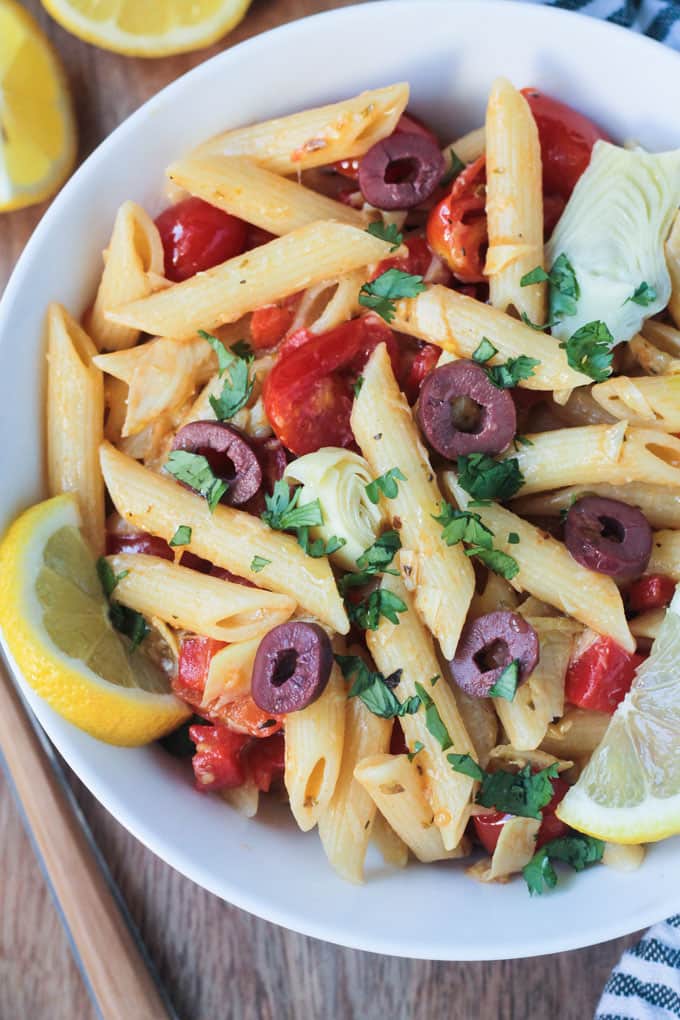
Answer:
416 360 516 458
251 622 333 714
171 421 262 506
564 496 652 581
358 133 446 210
448 610 539 698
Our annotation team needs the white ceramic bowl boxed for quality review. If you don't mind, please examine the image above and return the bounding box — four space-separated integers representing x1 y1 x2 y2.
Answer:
2 0 680 961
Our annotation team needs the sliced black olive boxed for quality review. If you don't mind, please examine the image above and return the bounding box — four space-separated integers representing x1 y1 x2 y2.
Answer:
448 610 539 698
251 622 333 714
564 496 652 581
416 360 516 458
171 420 262 506
358 133 446 210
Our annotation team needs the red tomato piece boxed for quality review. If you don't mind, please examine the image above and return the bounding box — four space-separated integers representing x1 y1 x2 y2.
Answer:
400 341 440 404
565 636 645 714
521 89 609 201
473 776 570 854
371 233 450 288
426 156 487 283
263 315 397 456
250 294 301 350
627 574 676 614
155 197 248 283
174 636 226 708
217 695 283 738
334 112 439 179
189 723 249 791
243 732 286 792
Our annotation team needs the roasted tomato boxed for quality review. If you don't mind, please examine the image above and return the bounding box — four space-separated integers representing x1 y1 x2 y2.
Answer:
189 723 249 791
216 695 283 739
155 197 247 282
174 636 225 708
372 233 450 286
250 294 301 350
243 732 286 792
426 156 487 283
565 636 645 714
627 574 676 614
473 776 571 854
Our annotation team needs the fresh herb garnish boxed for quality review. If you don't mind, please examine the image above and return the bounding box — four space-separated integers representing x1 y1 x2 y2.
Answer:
250 555 271 572
96 558 128 597
262 480 323 531
446 753 484 781
408 740 425 762
365 467 406 504
165 451 228 512
199 329 254 420
230 339 254 361
96 558 148 650
508 532 520 544
432 503 519 578
296 528 346 559
513 435 534 451
523 835 605 895
358 269 426 323
472 338 498 364
457 454 524 501
441 147 465 186
520 312 555 332
477 763 559 819
485 355 540 390
625 281 657 307
169 525 192 548
414 681 452 750
353 375 364 397
348 588 407 631
356 530 401 573
521 253 580 323
488 659 520 701
473 547 520 580
366 221 403 251
559 320 614 382
335 655 420 719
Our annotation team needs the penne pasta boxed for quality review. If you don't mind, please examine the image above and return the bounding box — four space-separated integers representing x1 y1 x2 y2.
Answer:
629 608 666 642
441 125 486 165
285 665 346 832
291 269 368 337
469 816 541 882
106 553 296 642
590 374 680 432
371 812 409 869
99 443 349 633
666 210 680 328
194 84 409 174
648 529 680 580
107 221 393 340
485 78 545 322
202 637 262 708
167 155 368 235
512 482 680 530
366 573 476 851
451 688 498 769
351 343 474 658
540 707 610 759
317 695 391 883
628 334 680 376
86 200 166 352
444 473 635 651
46 304 105 556
391 285 589 391
641 318 680 356
354 754 465 863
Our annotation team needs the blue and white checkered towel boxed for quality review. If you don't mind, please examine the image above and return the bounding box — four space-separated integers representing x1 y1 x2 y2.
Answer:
544 7 680 1019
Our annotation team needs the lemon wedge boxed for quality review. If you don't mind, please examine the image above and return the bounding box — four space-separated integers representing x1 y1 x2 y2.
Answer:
557 584 680 843
41 0 252 58
0 494 189 746
0 0 76 212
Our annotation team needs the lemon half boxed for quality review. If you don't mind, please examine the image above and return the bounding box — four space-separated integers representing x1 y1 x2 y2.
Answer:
0 494 188 746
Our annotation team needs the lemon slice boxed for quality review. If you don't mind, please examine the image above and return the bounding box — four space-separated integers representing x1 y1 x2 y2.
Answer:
0 0 76 212
0 493 189 746
557 584 680 843
41 0 252 58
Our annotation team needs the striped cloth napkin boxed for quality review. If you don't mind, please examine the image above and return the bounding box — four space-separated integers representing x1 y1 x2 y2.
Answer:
542 6 679 1019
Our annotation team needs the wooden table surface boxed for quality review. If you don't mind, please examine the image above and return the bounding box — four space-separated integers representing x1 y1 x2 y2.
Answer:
0 2 640 1017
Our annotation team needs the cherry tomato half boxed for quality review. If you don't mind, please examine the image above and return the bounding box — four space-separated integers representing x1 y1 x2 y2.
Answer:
263 315 397 456
250 293 301 350
174 636 226 708
521 89 609 201
627 574 676 614
243 732 286 792
565 636 645 714
155 196 248 282
189 724 285 792
473 776 570 854
334 112 440 179
426 156 487 283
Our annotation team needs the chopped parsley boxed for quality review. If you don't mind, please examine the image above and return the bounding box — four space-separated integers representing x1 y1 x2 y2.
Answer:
407 740 424 762
441 147 466 186
457 453 524 502
96 558 128 597
432 503 519 579
358 269 426 323
625 281 657 307
523 835 604 895
485 355 540 390
450 762 560 819
353 375 365 397
356 529 401 574
296 528 346 559
199 329 254 420
366 221 403 251
414 681 452 750
508 532 520 544
365 467 406 504
250 555 271 572
520 253 580 323
169 525 192 548
335 655 420 719
348 588 407 631
446 753 484 781
230 339 254 361
472 338 498 364
559 320 614 382
488 659 520 701
165 451 228 512
96 558 147 650
473 547 520 580
513 435 533 451
262 480 323 531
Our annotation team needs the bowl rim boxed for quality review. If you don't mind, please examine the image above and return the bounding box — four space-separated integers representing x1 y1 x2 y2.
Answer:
3 0 680 960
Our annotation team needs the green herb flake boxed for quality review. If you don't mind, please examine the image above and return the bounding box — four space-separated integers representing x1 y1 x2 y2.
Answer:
457 453 524 501
366 221 403 252
523 835 605 896
358 269 426 323
447 753 484 781
485 355 540 390
250 555 271 573
96 558 129 598
488 659 520 701
261 480 324 532
472 338 498 364
468 545 519 581
348 588 407 631
209 359 254 420
433 504 494 550
507 532 520 545
356 530 401 572
335 655 420 719
625 282 657 307
165 451 228 512
408 740 425 762
559 320 614 382
96 559 147 650
365 467 407 504
169 525 192 548
548 253 580 322
353 375 365 397
296 527 346 559
230 339 254 361
414 681 452 750
477 763 559 819
441 148 466 186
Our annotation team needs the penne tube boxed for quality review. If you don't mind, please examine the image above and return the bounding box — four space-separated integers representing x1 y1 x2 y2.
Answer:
444 473 635 651
540 707 610 759
354 754 464 863
317 696 391 884
107 221 393 340
46 304 105 556
367 573 476 850
471 816 541 882
391 285 589 391
501 423 680 495
86 200 166 352
641 318 680 356
167 155 368 235
484 78 545 322
628 334 680 376
291 269 368 337
666 210 680 328
590 374 680 432
99 443 349 633
649 529 680 580
351 343 474 658
450 687 498 769
511 482 680 530
371 812 409 869
629 608 666 642
106 553 296 642
202 637 263 707
285 665 346 832
441 125 485 165
194 84 409 175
